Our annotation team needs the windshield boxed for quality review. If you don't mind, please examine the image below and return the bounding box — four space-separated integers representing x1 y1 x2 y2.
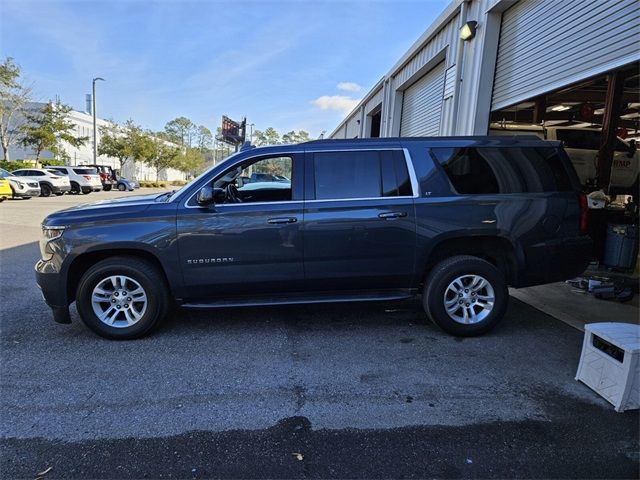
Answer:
0 168 11 178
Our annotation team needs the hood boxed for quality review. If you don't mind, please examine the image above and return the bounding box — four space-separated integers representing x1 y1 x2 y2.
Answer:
43 192 168 226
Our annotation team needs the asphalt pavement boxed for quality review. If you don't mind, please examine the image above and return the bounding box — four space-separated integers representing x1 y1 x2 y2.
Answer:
0 191 638 479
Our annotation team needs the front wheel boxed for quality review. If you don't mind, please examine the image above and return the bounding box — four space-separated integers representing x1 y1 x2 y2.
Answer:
118 183 126 191
103 184 112 191
423 255 508 337
76 256 170 339
70 182 81 194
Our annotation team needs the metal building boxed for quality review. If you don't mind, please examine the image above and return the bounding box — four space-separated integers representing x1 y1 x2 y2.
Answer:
330 0 640 183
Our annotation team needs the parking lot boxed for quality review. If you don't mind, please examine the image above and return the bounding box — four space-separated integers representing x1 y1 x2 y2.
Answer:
0 191 638 478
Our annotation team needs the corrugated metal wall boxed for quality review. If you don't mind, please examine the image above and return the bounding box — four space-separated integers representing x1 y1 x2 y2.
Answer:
399 61 446 136
365 87 384 114
492 0 640 110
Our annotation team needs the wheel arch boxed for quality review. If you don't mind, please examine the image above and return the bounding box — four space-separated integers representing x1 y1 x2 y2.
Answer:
421 234 521 286
66 247 173 304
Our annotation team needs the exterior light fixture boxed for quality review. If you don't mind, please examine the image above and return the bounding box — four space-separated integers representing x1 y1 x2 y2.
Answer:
551 105 571 112
460 21 478 41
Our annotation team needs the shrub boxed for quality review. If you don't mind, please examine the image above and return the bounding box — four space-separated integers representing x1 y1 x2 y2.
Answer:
0 160 34 172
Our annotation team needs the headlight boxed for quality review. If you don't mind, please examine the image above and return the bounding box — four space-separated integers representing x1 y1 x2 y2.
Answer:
40 226 65 261
17 182 25 189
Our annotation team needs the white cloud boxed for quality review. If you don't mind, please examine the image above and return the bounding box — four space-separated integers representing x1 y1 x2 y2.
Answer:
337 82 362 92
311 95 360 116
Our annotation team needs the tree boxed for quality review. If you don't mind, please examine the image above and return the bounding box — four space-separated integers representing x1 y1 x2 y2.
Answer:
0 57 31 161
195 125 213 152
253 127 281 146
176 147 204 177
140 132 180 181
98 119 143 170
282 130 311 144
20 101 88 163
164 116 196 147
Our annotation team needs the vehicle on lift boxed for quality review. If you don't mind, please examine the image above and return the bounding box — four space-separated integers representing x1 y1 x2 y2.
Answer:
84 164 116 191
490 124 639 194
0 168 40 199
36 137 592 340
11 168 71 197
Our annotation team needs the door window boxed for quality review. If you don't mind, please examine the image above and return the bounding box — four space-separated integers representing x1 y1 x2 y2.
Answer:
313 150 412 200
214 156 293 204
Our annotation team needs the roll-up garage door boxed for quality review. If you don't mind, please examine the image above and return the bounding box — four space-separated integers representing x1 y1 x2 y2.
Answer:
492 0 640 111
400 61 445 137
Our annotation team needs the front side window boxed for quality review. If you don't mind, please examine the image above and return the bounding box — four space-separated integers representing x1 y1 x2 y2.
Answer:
213 156 293 204
313 150 412 200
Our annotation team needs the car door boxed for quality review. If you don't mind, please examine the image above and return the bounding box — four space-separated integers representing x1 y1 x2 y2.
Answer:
303 148 418 292
176 153 305 299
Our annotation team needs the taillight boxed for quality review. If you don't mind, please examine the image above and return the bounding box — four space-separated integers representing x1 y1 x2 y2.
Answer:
83 175 92 180
49 175 60 179
579 193 588 235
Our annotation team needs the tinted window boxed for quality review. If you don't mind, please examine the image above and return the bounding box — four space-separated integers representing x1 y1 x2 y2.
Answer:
556 129 600 150
73 168 97 174
432 147 572 194
48 168 67 175
314 151 380 200
313 150 412 200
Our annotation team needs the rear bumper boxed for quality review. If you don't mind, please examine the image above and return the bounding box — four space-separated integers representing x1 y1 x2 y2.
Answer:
52 185 71 194
516 235 592 288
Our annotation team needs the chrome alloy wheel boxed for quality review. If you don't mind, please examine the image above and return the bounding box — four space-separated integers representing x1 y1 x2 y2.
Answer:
91 275 148 328
443 274 495 325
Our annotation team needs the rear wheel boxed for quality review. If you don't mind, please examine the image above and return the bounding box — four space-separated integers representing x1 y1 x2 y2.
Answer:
76 256 170 339
103 184 112 191
423 255 508 337
40 183 52 197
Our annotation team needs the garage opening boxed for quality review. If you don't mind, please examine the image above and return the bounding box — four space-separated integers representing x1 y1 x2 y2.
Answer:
369 109 381 138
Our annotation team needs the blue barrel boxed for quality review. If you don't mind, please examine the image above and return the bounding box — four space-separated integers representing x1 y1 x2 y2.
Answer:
603 224 638 270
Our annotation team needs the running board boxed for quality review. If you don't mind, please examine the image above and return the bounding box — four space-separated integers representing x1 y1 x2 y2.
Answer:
181 290 416 309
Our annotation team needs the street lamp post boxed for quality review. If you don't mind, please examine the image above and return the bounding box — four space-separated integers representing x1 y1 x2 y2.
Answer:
92 77 105 164
249 123 255 143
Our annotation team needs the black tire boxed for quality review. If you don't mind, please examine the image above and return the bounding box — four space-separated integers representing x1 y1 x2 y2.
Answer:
118 183 126 191
70 182 81 194
40 183 52 197
55 192 64 196
423 255 508 337
103 184 112 191
76 256 170 340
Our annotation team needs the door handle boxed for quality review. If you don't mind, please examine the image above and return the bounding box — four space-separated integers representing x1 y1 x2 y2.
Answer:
378 211 407 219
267 217 298 224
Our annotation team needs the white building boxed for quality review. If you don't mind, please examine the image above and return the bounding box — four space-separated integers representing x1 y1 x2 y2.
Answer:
6 102 186 181
330 0 639 144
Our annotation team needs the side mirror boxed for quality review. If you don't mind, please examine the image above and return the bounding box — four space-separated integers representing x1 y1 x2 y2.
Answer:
197 186 226 207
197 186 215 207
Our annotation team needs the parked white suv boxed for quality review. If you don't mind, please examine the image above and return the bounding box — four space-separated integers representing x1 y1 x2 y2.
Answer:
0 167 41 199
11 168 71 197
48 166 102 194
490 124 639 194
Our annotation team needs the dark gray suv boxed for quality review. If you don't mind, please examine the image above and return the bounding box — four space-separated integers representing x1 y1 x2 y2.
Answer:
36 137 592 339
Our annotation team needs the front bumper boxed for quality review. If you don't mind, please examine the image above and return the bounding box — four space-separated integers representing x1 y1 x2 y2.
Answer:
14 188 41 197
35 259 71 323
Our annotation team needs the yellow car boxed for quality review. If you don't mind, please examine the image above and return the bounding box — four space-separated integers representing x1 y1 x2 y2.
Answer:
0 178 11 201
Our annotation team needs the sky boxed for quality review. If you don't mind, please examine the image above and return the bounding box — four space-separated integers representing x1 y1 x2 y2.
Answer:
0 0 449 138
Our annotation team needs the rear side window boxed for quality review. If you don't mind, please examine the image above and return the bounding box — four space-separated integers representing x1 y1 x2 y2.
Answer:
431 147 572 194
313 150 412 200
73 168 97 174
